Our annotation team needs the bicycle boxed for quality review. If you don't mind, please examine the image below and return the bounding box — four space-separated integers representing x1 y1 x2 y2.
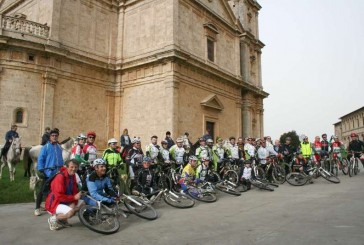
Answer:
249 178 277 191
185 182 218 203
329 152 348 176
348 151 362 177
218 158 240 184
286 162 340 186
135 188 195 208
259 155 286 184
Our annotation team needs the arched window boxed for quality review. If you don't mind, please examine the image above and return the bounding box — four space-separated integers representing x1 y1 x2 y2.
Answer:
15 109 23 123
13 107 27 127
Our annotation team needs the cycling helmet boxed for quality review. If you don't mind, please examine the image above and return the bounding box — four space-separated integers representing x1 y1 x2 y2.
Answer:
78 133 87 139
333 135 339 139
351 133 357 137
206 139 213 143
108 138 118 144
201 156 209 161
176 137 183 143
131 137 141 144
87 131 96 137
93 158 106 167
142 156 152 163
161 140 168 144
199 137 206 142
189 155 198 161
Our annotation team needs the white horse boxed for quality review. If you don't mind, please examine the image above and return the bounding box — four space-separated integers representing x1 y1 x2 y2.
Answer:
0 137 22 181
28 137 74 178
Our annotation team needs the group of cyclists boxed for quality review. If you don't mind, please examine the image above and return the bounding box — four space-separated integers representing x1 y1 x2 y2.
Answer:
36 128 364 231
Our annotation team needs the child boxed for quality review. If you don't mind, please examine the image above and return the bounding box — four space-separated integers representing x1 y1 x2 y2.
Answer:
240 160 253 190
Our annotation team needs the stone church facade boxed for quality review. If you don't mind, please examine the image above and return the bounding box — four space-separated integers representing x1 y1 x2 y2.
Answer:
0 0 267 147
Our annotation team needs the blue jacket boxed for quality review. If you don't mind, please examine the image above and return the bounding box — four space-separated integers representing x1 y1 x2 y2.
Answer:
5 130 19 141
86 171 117 204
37 142 64 178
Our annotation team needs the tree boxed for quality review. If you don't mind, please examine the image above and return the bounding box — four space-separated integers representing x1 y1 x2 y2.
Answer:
279 131 300 148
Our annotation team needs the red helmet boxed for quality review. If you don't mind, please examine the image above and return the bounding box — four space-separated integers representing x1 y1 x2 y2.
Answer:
87 131 96 137
350 132 357 137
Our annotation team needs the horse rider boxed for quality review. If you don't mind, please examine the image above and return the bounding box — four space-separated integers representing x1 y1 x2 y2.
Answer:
41 127 51 145
1 124 20 160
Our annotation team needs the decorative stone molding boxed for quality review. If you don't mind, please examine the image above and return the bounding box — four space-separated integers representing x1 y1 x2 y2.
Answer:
42 72 57 86
201 94 224 111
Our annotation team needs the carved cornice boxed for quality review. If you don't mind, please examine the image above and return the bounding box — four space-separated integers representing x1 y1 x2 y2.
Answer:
42 71 57 86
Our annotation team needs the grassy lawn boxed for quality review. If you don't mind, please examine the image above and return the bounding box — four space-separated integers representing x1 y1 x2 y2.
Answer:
0 161 34 204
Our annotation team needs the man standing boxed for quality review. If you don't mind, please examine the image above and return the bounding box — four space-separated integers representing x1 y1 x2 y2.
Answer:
348 133 364 166
145 135 160 164
1 124 19 159
35 129 64 216
165 131 175 149
45 159 84 230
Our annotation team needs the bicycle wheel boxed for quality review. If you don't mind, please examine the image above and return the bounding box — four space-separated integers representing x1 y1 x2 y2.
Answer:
222 170 239 184
250 180 274 191
215 182 241 196
285 172 308 186
254 166 266 180
78 205 120 235
319 168 340 183
272 166 286 184
208 170 221 184
124 196 158 220
331 159 338 176
348 159 354 177
354 159 359 175
163 191 195 208
158 175 171 190
187 187 217 203
236 184 248 192
341 159 349 175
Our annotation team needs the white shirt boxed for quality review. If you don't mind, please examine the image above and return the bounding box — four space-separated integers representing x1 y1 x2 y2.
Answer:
244 143 255 158
257 146 277 164
242 167 252 180
228 143 239 159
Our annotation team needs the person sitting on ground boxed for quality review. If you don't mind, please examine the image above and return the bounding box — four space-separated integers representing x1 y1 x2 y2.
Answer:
45 159 85 231
179 155 198 193
86 158 119 206
133 157 158 196
195 157 210 183
240 160 253 190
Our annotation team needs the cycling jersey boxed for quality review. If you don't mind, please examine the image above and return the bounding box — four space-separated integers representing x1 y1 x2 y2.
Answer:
196 164 208 181
75 144 87 164
257 146 277 164
313 141 322 153
244 143 255 160
181 164 196 181
136 168 155 190
331 141 343 153
195 146 210 162
227 143 240 159
160 148 170 162
145 143 160 161
126 148 144 166
83 143 97 163
169 145 185 164
348 140 364 153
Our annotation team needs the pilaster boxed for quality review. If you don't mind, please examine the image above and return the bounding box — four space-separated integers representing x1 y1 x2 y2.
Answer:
41 71 57 133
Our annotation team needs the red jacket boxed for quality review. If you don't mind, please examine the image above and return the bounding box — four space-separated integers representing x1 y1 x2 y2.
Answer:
45 167 78 214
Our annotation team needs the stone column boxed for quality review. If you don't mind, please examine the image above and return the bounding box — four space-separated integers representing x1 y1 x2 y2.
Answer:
164 77 179 137
41 72 57 133
259 108 264 137
242 102 252 137
236 101 242 137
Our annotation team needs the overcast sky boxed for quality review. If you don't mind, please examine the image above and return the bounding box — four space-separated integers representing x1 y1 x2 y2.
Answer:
258 0 364 140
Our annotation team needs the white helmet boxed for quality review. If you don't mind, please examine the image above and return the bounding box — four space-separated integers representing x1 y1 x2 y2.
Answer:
93 158 106 167
108 138 118 144
78 133 87 139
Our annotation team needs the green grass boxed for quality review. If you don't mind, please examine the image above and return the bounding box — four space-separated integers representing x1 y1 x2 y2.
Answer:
0 161 34 204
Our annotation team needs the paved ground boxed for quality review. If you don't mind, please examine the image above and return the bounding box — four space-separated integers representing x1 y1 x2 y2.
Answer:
1 170 364 245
